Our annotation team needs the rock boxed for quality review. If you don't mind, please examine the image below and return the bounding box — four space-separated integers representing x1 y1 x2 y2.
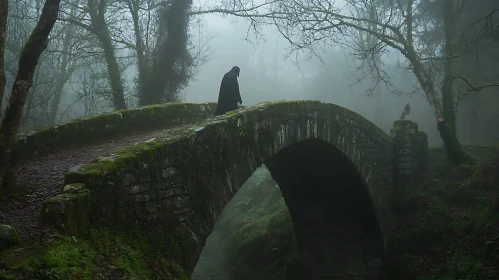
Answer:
0 224 21 251
40 183 91 237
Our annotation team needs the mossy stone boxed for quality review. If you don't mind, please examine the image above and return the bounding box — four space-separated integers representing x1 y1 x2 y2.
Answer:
0 224 21 251
40 184 91 237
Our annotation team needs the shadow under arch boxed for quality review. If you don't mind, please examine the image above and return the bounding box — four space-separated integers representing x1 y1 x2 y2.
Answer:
265 138 384 279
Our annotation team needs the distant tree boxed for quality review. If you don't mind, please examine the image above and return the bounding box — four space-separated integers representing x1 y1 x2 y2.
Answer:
0 0 61 190
139 0 194 105
87 0 127 110
61 0 212 108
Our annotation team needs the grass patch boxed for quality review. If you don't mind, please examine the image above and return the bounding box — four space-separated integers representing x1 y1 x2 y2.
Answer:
0 227 188 280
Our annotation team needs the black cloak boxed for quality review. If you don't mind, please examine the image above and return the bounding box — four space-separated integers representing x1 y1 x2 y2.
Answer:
213 66 242 116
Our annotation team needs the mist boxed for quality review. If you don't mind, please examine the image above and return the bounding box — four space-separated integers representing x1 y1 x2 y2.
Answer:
182 13 447 145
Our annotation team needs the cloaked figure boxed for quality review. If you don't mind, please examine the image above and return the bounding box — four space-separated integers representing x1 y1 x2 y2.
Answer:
214 66 242 116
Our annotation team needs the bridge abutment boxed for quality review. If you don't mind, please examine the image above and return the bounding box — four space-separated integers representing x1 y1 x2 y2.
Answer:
391 120 429 187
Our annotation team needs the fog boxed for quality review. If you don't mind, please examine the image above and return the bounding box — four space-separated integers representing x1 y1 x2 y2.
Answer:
183 13 446 145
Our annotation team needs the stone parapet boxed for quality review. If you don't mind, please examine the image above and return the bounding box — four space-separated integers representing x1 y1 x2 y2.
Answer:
12 102 216 165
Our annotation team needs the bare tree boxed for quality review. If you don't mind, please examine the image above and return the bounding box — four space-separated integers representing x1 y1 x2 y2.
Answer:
59 0 129 110
245 0 499 163
47 0 83 124
0 0 61 189
87 0 127 109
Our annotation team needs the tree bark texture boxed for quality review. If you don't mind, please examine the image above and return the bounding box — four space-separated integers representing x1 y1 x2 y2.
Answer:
0 0 7 112
88 0 127 110
0 0 62 191
404 0 470 163
439 0 470 163
128 0 149 102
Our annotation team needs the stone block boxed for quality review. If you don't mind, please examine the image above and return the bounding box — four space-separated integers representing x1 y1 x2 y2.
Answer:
152 181 169 190
157 189 175 199
127 183 151 194
173 196 190 208
173 187 187 196
133 191 155 203
144 201 158 215
162 167 181 178
123 172 137 185
40 183 91 237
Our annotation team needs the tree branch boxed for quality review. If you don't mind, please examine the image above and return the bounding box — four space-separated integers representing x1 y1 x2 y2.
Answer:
453 74 499 92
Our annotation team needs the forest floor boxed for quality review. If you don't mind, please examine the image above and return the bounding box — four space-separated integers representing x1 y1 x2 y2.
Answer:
0 122 198 280
381 145 499 279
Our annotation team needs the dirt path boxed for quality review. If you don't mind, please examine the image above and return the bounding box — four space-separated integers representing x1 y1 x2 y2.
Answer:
0 122 199 242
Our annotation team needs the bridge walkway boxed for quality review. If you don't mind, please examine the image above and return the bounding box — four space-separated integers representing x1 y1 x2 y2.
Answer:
0 122 204 241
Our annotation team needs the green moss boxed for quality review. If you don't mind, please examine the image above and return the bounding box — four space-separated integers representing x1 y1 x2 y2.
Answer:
393 119 415 127
0 226 189 280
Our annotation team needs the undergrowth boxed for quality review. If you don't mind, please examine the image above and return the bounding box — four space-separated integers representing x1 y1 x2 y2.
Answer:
382 146 499 279
0 227 188 280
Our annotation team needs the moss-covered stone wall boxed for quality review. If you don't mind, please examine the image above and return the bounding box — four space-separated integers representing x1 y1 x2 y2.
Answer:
42 100 399 276
12 102 217 165
390 120 429 187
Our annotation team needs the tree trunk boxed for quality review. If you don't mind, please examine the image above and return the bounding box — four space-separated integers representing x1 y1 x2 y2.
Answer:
440 0 471 163
128 0 149 104
21 68 42 129
404 0 470 164
0 0 7 113
142 0 192 105
88 0 127 110
48 1 79 124
0 0 61 190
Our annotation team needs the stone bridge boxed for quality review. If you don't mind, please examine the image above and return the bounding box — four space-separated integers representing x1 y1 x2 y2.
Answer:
38 101 428 280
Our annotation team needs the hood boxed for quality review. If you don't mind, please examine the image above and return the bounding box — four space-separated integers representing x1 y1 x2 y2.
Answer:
230 66 240 77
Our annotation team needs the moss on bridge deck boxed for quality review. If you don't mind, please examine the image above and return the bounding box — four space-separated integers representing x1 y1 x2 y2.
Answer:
12 102 217 165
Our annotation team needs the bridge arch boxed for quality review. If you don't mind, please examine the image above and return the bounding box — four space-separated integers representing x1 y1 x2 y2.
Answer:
265 138 383 278
187 101 394 279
